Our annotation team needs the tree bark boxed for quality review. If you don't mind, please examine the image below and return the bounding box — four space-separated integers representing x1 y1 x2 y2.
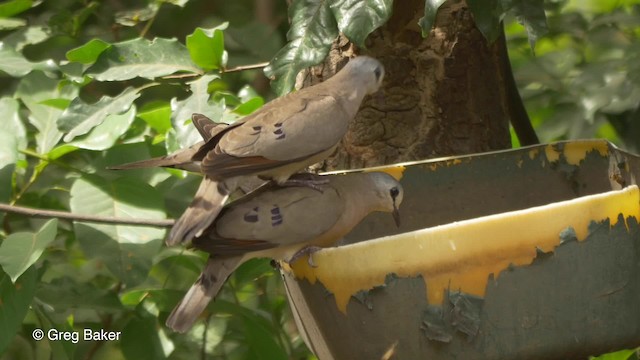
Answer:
299 0 513 170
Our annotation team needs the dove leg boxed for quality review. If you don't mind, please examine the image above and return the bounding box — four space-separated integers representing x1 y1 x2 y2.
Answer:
277 173 329 192
287 246 323 267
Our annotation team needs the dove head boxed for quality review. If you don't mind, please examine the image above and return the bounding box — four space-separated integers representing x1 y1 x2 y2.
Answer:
341 56 385 95
366 172 404 227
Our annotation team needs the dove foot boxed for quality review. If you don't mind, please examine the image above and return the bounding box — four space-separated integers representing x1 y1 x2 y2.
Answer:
278 173 328 192
288 246 323 267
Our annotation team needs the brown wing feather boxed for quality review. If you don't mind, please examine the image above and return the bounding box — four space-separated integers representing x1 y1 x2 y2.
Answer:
192 237 277 256
201 149 324 179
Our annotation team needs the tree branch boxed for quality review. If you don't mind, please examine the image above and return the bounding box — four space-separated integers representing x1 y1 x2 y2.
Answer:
222 62 269 73
0 203 174 227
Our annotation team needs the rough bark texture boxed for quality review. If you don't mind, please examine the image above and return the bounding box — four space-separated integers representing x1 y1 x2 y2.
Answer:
299 0 512 171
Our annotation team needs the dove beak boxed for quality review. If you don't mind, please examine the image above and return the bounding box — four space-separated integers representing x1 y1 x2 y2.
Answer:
392 207 401 228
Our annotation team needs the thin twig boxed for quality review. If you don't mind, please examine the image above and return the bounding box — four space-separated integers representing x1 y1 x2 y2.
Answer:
0 203 174 227
222 62 270 73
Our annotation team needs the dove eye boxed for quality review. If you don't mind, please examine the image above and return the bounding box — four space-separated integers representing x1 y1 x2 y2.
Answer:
374 67 382 82
389 187 399 199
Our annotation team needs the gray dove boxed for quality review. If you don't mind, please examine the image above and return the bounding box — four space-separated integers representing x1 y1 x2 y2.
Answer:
165 171 403 333
112 56 385 246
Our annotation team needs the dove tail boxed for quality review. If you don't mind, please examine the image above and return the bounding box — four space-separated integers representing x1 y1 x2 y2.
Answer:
166 256 242 333
108 156 178 170
167 178 230 246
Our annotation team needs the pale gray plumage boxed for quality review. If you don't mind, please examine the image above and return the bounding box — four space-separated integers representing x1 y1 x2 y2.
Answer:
165 171 403 333
111 56 385 246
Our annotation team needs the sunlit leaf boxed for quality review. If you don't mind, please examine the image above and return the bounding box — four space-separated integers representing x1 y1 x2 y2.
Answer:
15 71 78 153
2 25 51 51
265 0 338 95
330 0 392 46
186 25 228 70
138 102 172 133
0 97 26 204
0 17 25 30
0 219 57 282
0 44 57 77
66 38 111 64
70 176 165 287
171 74 224 147
87 38 202 81
57 87 140 142
68 106 137 150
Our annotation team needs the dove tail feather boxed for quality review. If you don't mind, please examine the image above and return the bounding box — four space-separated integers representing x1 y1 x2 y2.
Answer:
167 178 229 246
166 256 242 333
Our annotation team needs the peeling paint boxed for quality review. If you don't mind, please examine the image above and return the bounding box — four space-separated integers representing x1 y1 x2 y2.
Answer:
291 186 640 313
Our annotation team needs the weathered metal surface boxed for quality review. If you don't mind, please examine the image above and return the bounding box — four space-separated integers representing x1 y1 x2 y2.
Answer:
282 140 640 359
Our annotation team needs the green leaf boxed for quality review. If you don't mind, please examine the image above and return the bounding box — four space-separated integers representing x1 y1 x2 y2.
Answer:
330 0 392 47
186 25 227 70
2 25 51 51
121 310 173 360
36 277 123 312
69 176 165 287
0 17 25 30
0 44 57 77
591 349 637 360
0 0 32 17
86 37 202 81
0 97 26 204
0 219 57 283
15 71 79 153
38 98 72 110
418 0 447 37
264 0 339 95
138 102 172 133
66 38 111 64
67 106 137 150
171 74 224 147
57 87 140 142
508 0 548 50
233 97 264 115
0 266 36 354
467 0 503 42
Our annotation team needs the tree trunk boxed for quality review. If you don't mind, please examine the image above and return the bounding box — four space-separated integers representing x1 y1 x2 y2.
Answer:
299 0 512 170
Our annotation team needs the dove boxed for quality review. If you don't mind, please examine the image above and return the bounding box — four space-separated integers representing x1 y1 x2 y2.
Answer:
112 56 385 246
165 171 403 333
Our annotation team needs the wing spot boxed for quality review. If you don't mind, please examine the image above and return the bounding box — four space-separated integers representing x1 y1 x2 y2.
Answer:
243 207 260 223
270 206 283 226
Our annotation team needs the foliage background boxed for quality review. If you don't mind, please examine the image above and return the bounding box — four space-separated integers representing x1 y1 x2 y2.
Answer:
0 0 639 359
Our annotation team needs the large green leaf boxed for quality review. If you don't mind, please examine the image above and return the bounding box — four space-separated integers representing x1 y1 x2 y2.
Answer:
0 97 26 204
67 106 137 150
186 25 227 70
65 38 111 64
1 25 50 51
0 44 57 77
0 219 57 283
57 87 140 142
15 71 78 153
330 0 392 47
264 0 338 95
86 37 202 81
418 0 447 37
0 266 37 354
69 176 165 287
171 74 224 147
0 0 33 17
